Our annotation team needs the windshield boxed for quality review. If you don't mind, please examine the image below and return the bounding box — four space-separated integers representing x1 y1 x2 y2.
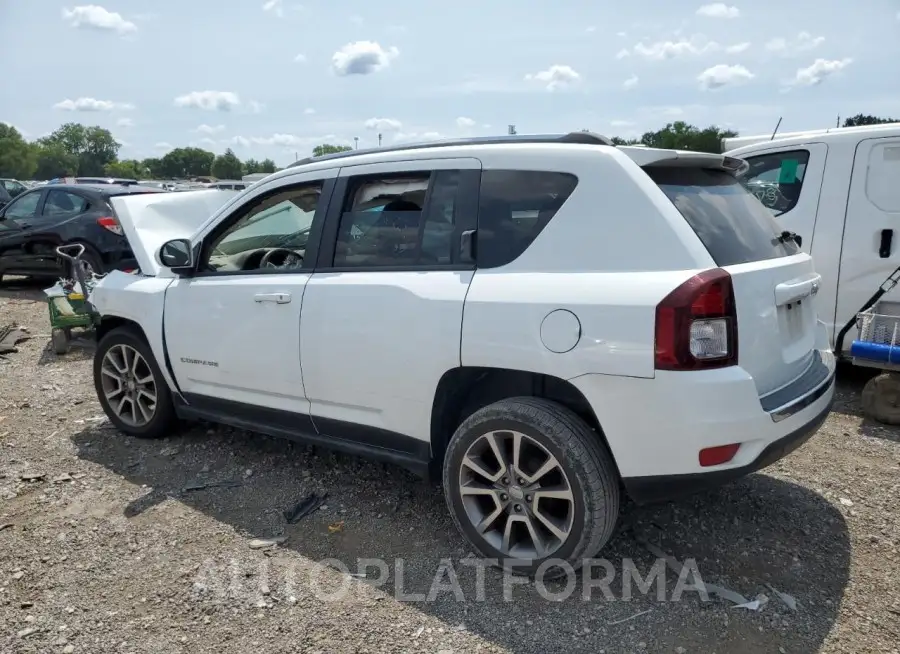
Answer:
645 166 800 266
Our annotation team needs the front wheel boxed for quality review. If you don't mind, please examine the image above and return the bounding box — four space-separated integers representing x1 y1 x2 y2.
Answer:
93 327 177 438
443 397 620 578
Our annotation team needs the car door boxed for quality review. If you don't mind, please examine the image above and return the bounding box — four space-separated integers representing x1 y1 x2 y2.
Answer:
24 189 93 275
163 170 336 421
0 189 46 274
834 136 900 352
300 158 480 453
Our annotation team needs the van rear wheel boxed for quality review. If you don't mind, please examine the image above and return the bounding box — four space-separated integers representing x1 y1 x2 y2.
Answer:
443 397 620 578
861 372 900 425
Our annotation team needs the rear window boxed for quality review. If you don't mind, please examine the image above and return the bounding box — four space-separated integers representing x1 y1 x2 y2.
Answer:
645 166 800 266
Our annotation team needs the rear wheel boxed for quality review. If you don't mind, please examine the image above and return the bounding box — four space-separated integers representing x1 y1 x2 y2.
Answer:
93 327 177 438
443 397 620 578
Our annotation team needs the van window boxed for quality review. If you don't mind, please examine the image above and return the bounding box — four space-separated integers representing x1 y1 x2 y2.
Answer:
646 166 800 267
737 149 810 217
476 170 578 268
865 142 900 212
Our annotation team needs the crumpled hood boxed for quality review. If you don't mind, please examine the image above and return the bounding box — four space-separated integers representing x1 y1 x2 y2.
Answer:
110 190 237 276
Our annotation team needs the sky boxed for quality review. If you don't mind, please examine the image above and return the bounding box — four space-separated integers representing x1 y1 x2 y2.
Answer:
1 0 899 167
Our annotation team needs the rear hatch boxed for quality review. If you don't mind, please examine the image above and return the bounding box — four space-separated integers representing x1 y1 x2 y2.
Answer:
644 162 821 397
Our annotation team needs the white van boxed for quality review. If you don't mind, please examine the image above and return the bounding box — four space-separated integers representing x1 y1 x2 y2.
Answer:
724 123 900 358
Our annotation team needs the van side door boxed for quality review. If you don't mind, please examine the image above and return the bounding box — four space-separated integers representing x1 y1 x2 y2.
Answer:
835 136 900 354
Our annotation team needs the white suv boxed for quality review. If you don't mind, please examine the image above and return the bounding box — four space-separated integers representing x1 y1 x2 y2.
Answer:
89 132 835 574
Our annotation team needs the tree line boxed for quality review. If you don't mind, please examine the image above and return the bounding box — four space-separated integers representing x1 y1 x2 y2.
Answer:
1 114 897 181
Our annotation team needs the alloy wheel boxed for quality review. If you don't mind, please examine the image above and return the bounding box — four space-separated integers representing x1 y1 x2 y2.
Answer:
458 430 575 560
99 344 158 427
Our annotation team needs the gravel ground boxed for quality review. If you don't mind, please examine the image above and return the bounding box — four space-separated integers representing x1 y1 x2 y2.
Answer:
1 278 899 654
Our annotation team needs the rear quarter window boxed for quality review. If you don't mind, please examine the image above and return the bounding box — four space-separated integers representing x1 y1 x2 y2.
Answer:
476 170 578 268
645 166 800 267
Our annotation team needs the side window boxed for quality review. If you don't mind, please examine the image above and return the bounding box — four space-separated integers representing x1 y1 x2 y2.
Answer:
737 149 810 217
476 170 578 269
44 190 89 216
4 191 41 220
202 181 324 273
333 171 461 268
3 180 26 198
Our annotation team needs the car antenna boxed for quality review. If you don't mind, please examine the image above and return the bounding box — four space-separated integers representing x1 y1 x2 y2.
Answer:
770 116 782 141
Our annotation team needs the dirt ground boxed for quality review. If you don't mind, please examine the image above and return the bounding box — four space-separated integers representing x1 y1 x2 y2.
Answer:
1 278 899 654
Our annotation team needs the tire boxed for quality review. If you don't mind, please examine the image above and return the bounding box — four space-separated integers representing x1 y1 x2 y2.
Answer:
861 372 900 425
93 326 177 439
51 328 70 355
443 397 620 579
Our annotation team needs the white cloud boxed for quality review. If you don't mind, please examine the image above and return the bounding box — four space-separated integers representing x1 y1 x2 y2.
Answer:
631 37 720 60
393 131 442 143
174 90 240 111
304 107 316 115
248 100 265 114
195 124 225 134
623 75 639 90
191 138 218 149
586 26 596 33
615 48 630 60
790 58 852 87
230 136 251 148
525 65 581 91
350 14 363 25
154 142 173 150
456 116 476 128
726 42 750 53
331 41 399 76
61 5 136 34
54 97 133 111
365 117 403 131
765 32 824 55
610 120 636 127
616 31 627 38
696 3 741 18
116 117 133 127
294 53 307 63
262 0 283 17
698 63 755 90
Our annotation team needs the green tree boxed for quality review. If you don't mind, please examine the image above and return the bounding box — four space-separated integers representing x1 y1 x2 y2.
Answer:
842 114 900 128
104 160 143 179
34 142 79 179
610 136 641 146
140 157 163 178
159 147 215 178
211 148 243 179
0 124 37 179
39 122 119 176
312 143 352 157
260 158 277 173
639 121 737 154
243 158 262 174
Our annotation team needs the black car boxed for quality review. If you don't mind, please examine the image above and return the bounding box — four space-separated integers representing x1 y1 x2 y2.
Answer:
0 178 29 208
0 184 164 282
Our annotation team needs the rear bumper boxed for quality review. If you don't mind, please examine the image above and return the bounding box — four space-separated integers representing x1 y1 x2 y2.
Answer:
569 342 836 505
621 385 833 504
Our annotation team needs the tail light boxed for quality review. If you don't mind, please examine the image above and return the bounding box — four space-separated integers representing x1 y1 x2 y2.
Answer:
97 216 124 236
654 268 737 370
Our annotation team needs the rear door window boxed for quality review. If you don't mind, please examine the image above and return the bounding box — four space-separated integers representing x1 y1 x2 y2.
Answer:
476 170 578 268
44 190 89 217
645 166 800 266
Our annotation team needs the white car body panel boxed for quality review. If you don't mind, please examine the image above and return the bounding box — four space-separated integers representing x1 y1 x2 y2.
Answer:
109 190 238 276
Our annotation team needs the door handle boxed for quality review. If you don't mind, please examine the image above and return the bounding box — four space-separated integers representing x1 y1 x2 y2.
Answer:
253 292 291 304
880 229 893 258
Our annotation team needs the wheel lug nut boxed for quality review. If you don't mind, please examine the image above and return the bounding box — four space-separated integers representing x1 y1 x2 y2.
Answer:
514 504 522 512
502 477 509 485
500 493 508 501
517 478 525 485
526 495 532 502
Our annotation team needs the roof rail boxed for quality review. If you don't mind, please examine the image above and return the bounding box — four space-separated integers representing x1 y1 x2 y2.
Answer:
288 131 615 168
